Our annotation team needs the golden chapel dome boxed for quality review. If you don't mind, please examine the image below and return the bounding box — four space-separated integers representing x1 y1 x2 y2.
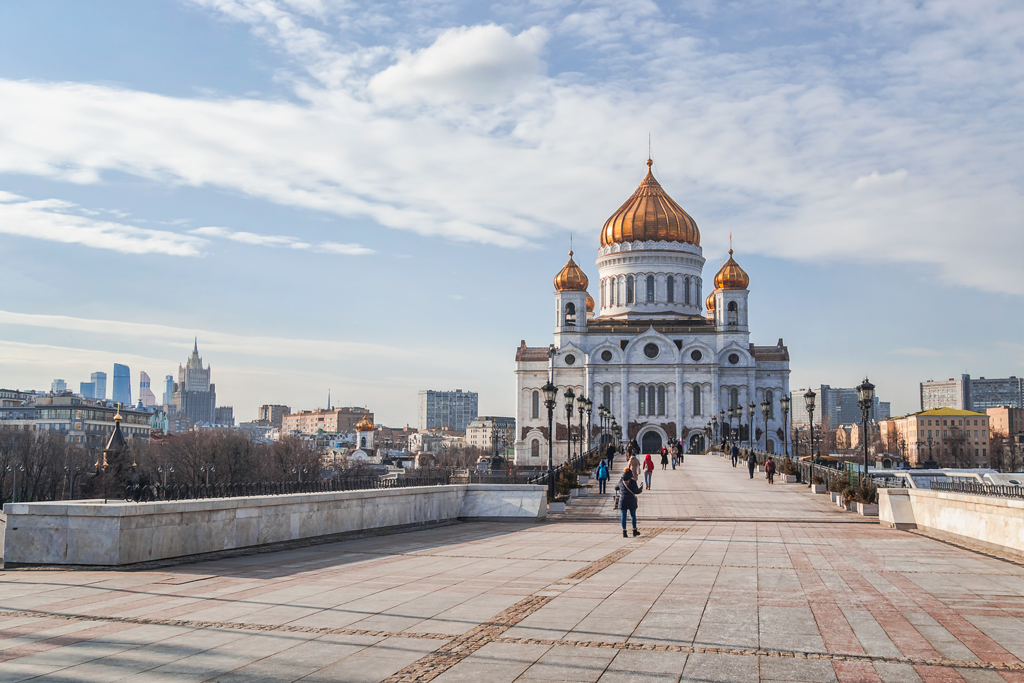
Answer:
601 159 700 247
713 249 750 290
356 412 374 432
705 291 716 312
554 251 589 291
585 292 595 313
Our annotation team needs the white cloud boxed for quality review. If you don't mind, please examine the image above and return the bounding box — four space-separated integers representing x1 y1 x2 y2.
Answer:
853 169 908 190
369 25 549 104
0 192 205 256
190 226 373 254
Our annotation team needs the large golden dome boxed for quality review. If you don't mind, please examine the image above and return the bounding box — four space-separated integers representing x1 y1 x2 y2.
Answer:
601 159 700 247
713 249 749 290
355 411 374 432
554 251 589 291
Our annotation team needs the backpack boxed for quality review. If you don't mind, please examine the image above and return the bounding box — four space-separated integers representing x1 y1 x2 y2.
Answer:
598 463 608 480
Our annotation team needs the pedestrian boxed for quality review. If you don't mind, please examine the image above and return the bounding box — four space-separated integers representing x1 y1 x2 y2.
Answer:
605 442 617 470
643 453 655 489
596 458 610 494
628 450 641 481
747 449 757 479
616 467 643 537
730 443 739 467
678 440 685 465
670 442 678 469
660 446 669 470
765 457 776 484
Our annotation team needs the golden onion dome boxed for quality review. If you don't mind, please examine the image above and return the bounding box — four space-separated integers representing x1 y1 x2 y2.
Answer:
585 292 595 313
601 159 700 247
713 249 750 290
355 412 374 432
554 251 589 291
705 291 716 312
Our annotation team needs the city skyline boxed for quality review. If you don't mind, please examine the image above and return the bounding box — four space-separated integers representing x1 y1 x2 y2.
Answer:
1 2 1022 425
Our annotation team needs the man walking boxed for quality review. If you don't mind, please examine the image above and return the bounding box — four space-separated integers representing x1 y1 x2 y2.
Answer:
605 442 617 470
730 443 739 467
747 449 757 479
596 458 609 494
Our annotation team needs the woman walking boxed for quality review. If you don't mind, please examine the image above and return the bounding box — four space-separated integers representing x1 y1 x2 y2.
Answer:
643 453 655 489
616 468 643 537
628 450 641 481
660 446 669 470
765 457 776 485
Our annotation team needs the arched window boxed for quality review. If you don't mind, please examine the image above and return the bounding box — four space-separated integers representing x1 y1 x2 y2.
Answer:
565 302 577 327
696 279 702 305
648 386 657 416
637 386 646 415
727 300 738 324
684 276 691 304
657 386 666 416
603 385 611 411
360 436 366 447
626 276 634 304
693 385 702 415
765 389 774 419
667 275 675 303
646 275 655 303
730 388 739 408
531 439 539 459
532 390 539 419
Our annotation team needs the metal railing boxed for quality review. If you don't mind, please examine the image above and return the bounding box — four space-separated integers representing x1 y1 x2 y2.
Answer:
932 481 1024 499
529 445 602 498
123 471 455 502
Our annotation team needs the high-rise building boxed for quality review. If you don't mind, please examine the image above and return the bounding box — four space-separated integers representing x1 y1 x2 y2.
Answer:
258 404 290 428
91 371 107 401
171 339 216 425
51 379 67 394
418 389 478 431
112 363 132 405
139 371 156 407
790 385 887 426
161 375 173 406
80 382 96 398
214 406 234 427
920 375 1023 411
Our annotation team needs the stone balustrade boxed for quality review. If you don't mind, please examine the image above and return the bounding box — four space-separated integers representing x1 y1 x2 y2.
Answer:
3 483 545 567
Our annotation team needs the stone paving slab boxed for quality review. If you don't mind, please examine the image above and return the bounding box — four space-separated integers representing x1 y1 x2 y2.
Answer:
3 454 1024 682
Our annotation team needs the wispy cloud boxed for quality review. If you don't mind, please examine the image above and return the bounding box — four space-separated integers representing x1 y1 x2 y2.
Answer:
190 226 373 254
0 191 204 256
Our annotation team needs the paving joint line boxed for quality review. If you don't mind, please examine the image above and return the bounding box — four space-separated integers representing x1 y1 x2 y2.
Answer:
380 529 667 682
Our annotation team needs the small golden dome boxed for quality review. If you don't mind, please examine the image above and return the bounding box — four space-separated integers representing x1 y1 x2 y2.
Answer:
713 249 749 290
355 411 374 432
585 292 595 313
601 159 700 247
705 291 716 312
554 251 589 292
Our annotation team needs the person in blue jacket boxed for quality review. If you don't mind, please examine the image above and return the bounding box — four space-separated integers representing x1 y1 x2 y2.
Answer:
596 459 609 494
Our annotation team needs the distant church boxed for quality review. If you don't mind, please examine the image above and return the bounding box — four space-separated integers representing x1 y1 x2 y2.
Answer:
171 339 217 426
514 159 791 464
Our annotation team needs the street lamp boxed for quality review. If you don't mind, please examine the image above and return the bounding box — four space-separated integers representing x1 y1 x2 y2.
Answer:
200 463 216 486
580 396 592 455
719 410 726 446
748 402 756 451
542 382 557 499
711 414 718 445
292 465 307 483
804 389 817 462
564 387 575 461
760 398 770 452
780 394 791 457
857 377 875 481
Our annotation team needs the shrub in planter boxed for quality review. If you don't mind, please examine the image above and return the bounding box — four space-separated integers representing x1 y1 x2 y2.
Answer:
779 458 797 476
828 475 847 493
557 468 579 498
812 475 824 485
854 482 878 505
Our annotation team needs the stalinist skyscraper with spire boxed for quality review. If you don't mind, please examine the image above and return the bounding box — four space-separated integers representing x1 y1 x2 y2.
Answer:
171 339 217 427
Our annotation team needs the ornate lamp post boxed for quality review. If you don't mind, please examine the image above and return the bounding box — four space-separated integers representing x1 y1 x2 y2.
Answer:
857 377 875 480
748 402 756 451
200 463 216 486
542 382 557 498
579 396 591 455
760 398 770 452
727 407 736 446
719 409 726 447
780 394 791 457
564 387 575 461
598 405 607 447
804 389 817 463
292 465 307 483
611 417 620 449
711 414 718 445
7 464 24 503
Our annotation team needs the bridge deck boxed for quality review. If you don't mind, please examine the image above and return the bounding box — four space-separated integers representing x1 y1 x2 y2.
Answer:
1 454 1023 682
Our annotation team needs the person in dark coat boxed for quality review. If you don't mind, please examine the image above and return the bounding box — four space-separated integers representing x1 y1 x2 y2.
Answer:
616 468 643 537
604 442 617 469
660 446 669 470
747 449 757 479
765 457 776 484
730 443 740 467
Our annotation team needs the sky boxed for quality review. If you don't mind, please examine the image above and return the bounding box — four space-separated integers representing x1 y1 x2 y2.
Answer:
0 0 1022 425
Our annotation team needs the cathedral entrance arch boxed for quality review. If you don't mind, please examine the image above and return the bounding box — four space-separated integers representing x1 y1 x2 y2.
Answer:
640 430 663 454
689 433 705 454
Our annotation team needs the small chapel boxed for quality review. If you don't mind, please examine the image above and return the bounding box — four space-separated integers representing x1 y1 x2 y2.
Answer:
514 158 791 464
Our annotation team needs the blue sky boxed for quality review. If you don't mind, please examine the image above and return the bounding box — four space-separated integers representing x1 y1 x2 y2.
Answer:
0 0 1022 425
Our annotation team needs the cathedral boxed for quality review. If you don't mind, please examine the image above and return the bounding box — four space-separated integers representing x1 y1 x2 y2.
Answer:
514 159 790 464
